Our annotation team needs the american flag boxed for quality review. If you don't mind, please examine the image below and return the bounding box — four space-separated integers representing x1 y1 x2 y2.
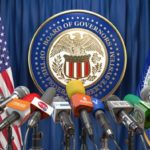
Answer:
0 17 22 149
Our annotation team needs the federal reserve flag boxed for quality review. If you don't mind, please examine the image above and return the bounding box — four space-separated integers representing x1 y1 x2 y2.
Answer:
137 50 150 146
137 53 150 94
0 17 22 149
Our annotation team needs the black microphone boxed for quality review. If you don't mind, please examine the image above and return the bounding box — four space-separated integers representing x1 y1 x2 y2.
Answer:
0 94 5 113
27 87 56 128
0 93 5 104
52 96 74 135
0 86 30 110
0 112 20 130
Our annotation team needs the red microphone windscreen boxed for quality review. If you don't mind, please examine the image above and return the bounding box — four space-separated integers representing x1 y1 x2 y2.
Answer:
22 93 40 102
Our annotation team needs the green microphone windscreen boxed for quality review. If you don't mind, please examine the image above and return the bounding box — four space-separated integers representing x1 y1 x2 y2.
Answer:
124 94 141 105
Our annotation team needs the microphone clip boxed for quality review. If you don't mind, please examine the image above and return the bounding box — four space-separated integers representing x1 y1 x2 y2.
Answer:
29 123 43 150
6 126 14 150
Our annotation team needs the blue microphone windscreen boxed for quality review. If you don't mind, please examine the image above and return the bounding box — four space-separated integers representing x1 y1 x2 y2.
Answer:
92 98 105 114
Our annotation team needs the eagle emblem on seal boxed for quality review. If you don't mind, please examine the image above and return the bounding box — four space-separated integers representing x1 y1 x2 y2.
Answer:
48 29 108 87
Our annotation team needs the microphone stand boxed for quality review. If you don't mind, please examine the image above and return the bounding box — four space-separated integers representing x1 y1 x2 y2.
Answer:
64 133 71 150
64 127 74 150
29 123 43 150
81 127 88 150
100 132 110 150
127 130 135 150
6 126 14 150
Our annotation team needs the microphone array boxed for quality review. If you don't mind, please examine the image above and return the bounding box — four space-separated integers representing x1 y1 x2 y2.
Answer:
0 81 150 150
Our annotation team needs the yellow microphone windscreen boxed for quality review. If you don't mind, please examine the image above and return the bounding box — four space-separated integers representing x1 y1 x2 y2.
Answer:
66 80 85 99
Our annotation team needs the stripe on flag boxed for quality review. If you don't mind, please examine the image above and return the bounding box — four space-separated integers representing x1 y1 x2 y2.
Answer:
0 72 11 97
1 69 14 94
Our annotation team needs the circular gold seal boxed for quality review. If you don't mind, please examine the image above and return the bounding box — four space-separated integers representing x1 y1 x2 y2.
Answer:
28 10 127 99
47 28 108 88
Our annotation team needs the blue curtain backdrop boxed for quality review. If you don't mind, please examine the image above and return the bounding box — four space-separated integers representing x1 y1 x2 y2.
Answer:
0 0 150 150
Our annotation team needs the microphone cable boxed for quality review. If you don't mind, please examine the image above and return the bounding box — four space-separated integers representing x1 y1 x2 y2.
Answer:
140 134 148 150
112 137 121 150
144 132 150 148
23 127 30 150
72 135 76 150
90 135 98 150
93 142 98 150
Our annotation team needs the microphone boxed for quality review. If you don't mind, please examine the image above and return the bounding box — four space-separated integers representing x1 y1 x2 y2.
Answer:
92 98 114 138
52 96 74 135
92 97 121 150
0 86 30 110
106 95 120 101
0 98 30 130
124 94 141 105
27 87 56 128
124 94 150 129
105 95 120 110
0 93 5 104
23 93 41 102
106 95 142 133
0 94 5 114
66 80 94 141
140 87 150 102
66 80 85 99
124 94 149 150
0 93 40 130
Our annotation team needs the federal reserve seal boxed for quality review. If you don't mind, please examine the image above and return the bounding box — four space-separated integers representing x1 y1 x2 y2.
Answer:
28 10 127 99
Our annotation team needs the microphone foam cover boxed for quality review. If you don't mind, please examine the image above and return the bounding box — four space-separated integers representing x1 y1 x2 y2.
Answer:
71 93 93 117
14 86 30 98
140 86 150 102
6 98 31 126
92 98 105 115
106 95 120 101
66 80 85 99
53 96 66 102
124 94 141 105
23 93 40 102
41 87 56 105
